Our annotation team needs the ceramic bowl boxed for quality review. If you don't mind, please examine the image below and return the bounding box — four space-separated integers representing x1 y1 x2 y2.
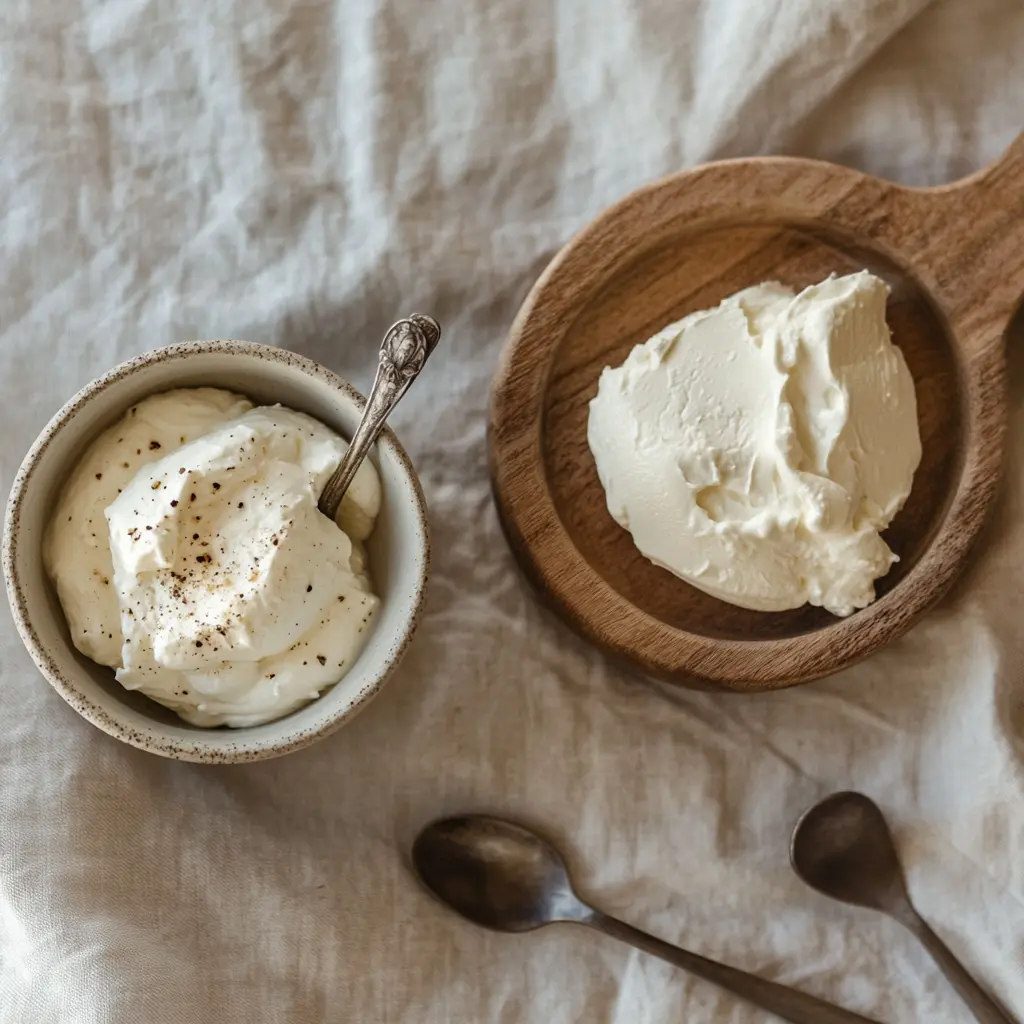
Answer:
3 341 430 763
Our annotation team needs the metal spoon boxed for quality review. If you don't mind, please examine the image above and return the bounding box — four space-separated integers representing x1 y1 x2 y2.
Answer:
318 313 440 521
791 792 1016 1024
412 814 882 1024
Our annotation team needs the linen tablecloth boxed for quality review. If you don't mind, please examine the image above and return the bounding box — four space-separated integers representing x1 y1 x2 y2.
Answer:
2 0 1022 1020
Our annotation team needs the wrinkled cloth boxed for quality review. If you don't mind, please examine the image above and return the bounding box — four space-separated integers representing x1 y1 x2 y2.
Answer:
2 0 1023 1021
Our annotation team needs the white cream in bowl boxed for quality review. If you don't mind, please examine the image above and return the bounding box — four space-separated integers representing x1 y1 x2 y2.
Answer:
45 388 383 727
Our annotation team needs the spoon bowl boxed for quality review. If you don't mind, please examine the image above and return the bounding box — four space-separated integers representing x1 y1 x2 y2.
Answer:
412 815 585 933
790 791 909 914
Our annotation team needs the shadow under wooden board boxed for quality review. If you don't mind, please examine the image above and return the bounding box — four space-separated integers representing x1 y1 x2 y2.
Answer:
489 133 1024 691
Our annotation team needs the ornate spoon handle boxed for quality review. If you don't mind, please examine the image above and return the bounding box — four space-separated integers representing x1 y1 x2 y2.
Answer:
318 314 440 520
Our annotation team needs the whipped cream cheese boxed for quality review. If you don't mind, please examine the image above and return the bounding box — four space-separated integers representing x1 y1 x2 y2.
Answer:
587 271 921 617
45 388 381 727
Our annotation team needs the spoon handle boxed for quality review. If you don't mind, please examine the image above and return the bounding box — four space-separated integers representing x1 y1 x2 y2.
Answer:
318 314 441 521
587 911 883 1024
903 913 1016 1024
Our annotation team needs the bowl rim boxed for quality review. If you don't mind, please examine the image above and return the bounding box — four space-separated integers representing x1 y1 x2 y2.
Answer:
3 340 430 763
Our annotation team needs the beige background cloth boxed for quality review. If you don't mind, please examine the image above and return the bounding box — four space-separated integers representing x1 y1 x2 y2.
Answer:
1 0 1023 1020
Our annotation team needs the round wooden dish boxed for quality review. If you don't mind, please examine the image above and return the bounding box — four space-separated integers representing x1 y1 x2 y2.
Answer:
490 133 1024 691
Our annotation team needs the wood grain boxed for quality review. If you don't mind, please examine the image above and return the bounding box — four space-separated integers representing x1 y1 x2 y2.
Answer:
489 133 1024 690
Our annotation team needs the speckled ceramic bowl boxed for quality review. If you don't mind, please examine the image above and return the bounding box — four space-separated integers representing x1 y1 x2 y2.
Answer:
3 341 430 763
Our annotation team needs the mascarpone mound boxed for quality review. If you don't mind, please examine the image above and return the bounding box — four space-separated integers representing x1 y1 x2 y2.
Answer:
587 271 921 617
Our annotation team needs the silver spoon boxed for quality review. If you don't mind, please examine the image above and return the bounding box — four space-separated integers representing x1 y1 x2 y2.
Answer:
318 313 440 521
791 792 1016 1024
412 814 883 1024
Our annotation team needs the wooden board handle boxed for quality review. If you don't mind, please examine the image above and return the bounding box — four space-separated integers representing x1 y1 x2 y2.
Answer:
911 130 1024 336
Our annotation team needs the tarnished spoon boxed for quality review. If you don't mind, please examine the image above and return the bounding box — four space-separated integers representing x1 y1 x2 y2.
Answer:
318 313 440 521
791 792 1016 1024
412 814 883 1024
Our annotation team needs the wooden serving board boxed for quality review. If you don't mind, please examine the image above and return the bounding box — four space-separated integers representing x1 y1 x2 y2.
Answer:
489 133 1024 690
